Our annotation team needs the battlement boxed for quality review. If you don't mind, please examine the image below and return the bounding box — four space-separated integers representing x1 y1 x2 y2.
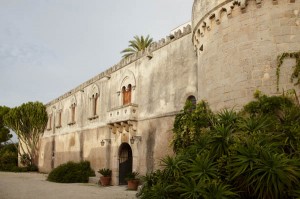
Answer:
192 0 296 52
46 24 192 106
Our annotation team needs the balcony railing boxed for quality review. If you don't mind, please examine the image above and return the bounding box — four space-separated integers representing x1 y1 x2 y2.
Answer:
107 103 138 124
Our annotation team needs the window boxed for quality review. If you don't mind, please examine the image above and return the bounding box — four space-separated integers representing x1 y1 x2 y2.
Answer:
186 95 197 110
122 86 126 105
88 84 99 120
89 93 99 120
46 114 52 130
93 93 98 116
122 84 132 105
68 103 76 125
55 110 62 128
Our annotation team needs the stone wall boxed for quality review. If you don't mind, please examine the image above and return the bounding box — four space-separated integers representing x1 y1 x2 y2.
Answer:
38 30 198 185
192 0 300 110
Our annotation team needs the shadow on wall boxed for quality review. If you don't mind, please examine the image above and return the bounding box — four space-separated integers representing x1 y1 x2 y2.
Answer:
146 124 156 172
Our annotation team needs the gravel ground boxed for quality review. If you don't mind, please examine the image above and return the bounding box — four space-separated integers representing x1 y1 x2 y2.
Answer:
0 172 137 199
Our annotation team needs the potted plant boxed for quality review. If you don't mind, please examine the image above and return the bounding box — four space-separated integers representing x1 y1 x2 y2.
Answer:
125 171 140 190
98 168 112 186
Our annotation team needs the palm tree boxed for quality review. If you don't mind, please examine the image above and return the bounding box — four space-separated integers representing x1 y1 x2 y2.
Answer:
121 35 153 58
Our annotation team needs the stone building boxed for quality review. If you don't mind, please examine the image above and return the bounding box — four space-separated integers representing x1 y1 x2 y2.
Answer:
38 0 300 185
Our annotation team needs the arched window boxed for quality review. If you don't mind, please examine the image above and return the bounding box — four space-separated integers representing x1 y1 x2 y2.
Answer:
88 84 99 120
55 103 63 128
186 95 197 110
71 103 76 124
122 84 132 105
127 84 132 104
47 114 52 130
55 110 62 128
93 93 98 116
122 86 126 105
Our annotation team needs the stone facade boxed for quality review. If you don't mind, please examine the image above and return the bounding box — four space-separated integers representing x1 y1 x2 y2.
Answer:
38 0 300 185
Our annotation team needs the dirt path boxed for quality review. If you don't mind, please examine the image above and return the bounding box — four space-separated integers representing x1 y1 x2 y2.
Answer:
0 172 137 199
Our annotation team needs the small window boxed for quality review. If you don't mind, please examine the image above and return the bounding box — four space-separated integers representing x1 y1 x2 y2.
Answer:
47 114 52 130
186 95 197 110
68 103 76 125
93 93 98 116
55 111 62 128
88 93 99 120
122 84 132 105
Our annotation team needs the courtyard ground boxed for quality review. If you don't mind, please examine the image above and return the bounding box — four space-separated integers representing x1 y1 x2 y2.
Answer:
0 172 136 199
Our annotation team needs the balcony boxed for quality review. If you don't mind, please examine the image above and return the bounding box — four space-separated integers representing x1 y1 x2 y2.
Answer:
107 103 138 124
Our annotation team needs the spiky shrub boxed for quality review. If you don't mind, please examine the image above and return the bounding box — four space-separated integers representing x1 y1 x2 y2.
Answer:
139 93 300 199
98 168 112 177
47 161 95 183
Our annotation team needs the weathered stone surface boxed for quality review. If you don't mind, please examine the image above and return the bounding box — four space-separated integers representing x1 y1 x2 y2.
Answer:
35 1 300 186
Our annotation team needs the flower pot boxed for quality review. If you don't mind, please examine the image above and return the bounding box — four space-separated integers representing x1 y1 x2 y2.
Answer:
99 176 111 186
127 179 139 190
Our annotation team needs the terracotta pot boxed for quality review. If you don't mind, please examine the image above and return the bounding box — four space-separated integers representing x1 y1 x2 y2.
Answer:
99 176 111 186
127 180 139 190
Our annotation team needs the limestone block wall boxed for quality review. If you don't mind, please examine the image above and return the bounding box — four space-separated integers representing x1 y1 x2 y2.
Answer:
38 28 198 182
192 0 300 110
137 33 198 119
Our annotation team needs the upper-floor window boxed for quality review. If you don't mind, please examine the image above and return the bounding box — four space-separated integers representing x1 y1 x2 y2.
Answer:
46 114 52 130
55 110 62 128
68 102 76 125
122 84 132 105
89 84 99 120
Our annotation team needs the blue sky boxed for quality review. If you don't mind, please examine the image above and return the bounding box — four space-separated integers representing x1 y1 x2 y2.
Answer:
0 0 194 108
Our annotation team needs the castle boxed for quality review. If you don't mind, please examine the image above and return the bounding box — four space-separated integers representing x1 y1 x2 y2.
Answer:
38 0 300 185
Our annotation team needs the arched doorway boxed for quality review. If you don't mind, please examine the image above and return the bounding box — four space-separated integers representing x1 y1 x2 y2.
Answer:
118 143 132 185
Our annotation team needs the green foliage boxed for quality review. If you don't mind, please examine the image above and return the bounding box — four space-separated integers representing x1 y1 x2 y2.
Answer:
276 51 300 91
121 35 153 58
0 143 18 171
4 101 48 166
97 168 112 177
47 161 95 183
140 93 300 199
172 100 213 152
125 171 139 181
0 106 11 145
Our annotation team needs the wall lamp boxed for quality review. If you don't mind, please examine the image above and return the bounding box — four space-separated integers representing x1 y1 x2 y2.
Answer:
130 136 142 144
101 139 111 146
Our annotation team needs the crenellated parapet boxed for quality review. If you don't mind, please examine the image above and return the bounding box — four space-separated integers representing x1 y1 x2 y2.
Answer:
46 24 192 107
192 0 296 54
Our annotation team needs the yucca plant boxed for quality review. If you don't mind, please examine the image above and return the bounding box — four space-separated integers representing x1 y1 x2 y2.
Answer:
200 181 238 199
209 124 235 158
175 177 202 199
248 151 300 199
237 115 271 134
160 156 184 181
216 109 239 129
186 153 218 183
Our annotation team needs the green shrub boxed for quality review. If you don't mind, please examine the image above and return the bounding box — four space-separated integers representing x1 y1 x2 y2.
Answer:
140 93 300 199
0 144 18 171
47 161 95 183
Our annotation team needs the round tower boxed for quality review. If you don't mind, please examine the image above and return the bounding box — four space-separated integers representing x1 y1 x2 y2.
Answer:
192 0 300 110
